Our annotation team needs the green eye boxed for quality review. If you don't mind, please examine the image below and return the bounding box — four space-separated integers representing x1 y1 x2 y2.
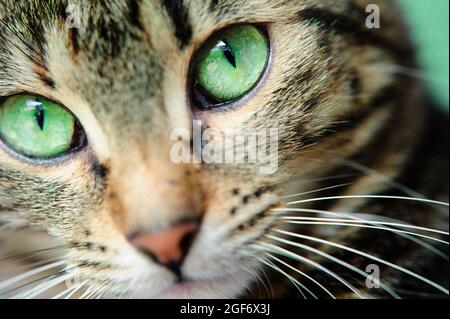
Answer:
0 95 85 159
192 25 269 107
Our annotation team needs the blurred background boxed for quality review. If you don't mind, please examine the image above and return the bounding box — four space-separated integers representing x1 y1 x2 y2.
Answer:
398 0 449 110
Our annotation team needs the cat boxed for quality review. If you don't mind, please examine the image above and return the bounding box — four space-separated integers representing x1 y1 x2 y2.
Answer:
0 0 448 299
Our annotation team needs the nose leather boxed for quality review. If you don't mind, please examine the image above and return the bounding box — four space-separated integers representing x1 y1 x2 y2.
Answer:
130 222 198 266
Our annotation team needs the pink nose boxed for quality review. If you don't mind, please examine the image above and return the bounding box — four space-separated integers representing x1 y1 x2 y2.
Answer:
130 222 198 273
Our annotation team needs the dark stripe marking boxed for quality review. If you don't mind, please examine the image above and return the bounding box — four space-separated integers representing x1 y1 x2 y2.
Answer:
127 0 144 31
39 74 56 88
297 8 412 62
68 27 80 56
162 0 193 48
349 71 361 98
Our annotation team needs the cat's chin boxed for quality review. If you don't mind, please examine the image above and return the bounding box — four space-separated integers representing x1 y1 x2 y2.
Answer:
150 275 249 299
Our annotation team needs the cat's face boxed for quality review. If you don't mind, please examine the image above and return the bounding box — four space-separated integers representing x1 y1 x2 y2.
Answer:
0 0 416 298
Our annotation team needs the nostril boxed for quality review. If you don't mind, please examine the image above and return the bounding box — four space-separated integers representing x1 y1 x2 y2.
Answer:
129 221 199 274
180 229 197 256
166 260 183 280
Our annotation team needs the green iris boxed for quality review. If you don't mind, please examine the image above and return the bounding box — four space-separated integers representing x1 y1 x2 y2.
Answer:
193 25 269 104
0 95 76 158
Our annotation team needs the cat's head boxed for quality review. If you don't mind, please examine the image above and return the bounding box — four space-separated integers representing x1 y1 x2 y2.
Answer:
0 0 419 298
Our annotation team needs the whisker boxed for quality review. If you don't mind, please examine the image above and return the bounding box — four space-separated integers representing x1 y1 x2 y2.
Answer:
299 143 429 200
242 278 258 299
240 266 258 298
253 242 365 298
79 285 95 299
94 289 107 299
0 264 77 297
281 220 449 244
0 260 65 291
93 285 111 300
337 158 426 199
274 229 449 295
0 245 68 263
51 282 83 299
278 214 449 235
283 173 362 188
282 183 351 199
13 273 73 299
257 256 309 299
286 195 449 207
275 207 449 260
83 285 103 300
65 281 87 299
241 264 271 298
254 261 275 298
263 235 400 298
264 252 335 299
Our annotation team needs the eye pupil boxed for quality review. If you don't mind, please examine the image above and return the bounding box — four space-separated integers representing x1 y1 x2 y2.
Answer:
219 39 237 68
34 104 45 130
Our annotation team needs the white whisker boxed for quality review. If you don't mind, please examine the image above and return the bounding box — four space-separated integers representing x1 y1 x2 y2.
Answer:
282 183 351 199
0 245 67 263
240 266 259 298
265 252 335 299
264 235 400 298
274 229 449 295
79 285 95 299
84 285 103 299
242 263 272 298
279 215 449 235
255 260 275 298
92 284 112 300
52 283 81 299
0 260 65 291
13 273 72 299
253 242 366 298
275 207 449 260
65 281 87 299
257 256 309 299
286 195 449 207
338 158 426 199
283 174 362 188
281 220 449 244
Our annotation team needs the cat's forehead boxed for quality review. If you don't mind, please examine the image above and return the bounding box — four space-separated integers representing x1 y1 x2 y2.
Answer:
0 0 302 61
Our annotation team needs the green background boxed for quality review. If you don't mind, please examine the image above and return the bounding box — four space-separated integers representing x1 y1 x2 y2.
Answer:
398 0 449 110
